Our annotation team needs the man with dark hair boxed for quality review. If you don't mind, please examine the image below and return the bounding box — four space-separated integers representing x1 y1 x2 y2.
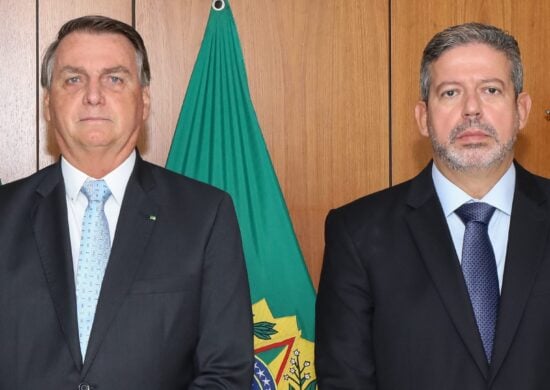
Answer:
315 22 550 389
0 15 253 389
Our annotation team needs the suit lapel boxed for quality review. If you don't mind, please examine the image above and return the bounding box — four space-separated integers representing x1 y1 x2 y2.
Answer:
405 164 490 378
488 164 550 384
81 157 159 376
32 164 83 371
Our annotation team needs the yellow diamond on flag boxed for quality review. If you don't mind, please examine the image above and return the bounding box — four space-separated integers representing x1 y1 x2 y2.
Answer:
253 299 316 389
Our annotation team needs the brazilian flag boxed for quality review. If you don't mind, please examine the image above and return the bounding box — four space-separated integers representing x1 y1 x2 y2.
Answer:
166 0 317 388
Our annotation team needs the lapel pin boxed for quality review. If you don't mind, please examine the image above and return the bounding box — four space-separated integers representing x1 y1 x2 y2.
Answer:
149 215 157 221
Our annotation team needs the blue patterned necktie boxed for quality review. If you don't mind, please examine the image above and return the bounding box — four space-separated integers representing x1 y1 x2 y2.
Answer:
75 179 111 359
456 202 499 363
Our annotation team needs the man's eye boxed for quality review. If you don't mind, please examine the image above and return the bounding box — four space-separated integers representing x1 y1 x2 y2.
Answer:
486 87 500 94
108 76 123 84
66 76 80 84
443 90 457 97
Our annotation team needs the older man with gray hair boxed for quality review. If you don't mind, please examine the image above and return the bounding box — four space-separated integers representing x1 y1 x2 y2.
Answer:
0 15 253 389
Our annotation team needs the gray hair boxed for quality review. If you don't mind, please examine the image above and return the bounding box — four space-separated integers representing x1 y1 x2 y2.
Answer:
420 22 522 101
41 15 150 88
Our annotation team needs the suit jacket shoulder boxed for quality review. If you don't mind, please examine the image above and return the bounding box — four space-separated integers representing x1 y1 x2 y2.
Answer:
137 159 231 206
328 162 436 239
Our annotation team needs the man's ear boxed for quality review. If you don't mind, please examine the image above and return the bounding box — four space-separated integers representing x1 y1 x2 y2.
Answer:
415 100 429 137
142 86 151 121
516 91 532 130
44 90 51 122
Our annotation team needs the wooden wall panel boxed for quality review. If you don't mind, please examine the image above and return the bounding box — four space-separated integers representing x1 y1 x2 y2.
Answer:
37 0 133 169
135 0 210 166
231 0 390 286
391 0 516 184
0 0 36 183
512 2 550 176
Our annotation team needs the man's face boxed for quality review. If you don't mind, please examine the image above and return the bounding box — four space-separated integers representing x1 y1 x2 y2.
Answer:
44 31 150 163
415 43 531 172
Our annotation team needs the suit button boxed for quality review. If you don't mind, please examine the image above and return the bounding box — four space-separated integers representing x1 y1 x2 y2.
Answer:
78 383 91 390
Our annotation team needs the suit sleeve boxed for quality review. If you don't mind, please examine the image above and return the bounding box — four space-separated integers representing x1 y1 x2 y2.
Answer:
315 209 377 389
190 193 254 388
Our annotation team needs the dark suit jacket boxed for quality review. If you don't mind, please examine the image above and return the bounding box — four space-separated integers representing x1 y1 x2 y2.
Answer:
316 162 550 389
0 156 253 389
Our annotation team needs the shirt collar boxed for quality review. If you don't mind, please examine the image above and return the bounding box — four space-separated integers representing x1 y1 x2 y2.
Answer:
61 150 136 205
432 162 515 217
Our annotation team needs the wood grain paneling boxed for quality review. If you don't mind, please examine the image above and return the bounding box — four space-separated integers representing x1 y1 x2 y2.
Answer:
512 2 550 175
135 0 210 166
231 0 390 286
391 0 516 184
38 0 132 169
0 0 36 183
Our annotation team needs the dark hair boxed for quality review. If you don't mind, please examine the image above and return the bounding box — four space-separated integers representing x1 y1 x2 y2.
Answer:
41 15 150 88
420 22 522 101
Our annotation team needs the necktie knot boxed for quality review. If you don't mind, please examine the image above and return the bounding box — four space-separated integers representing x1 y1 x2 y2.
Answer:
81 179 111 205
456 202 495 225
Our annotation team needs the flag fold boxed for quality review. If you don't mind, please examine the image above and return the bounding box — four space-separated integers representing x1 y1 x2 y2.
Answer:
166 1 317 388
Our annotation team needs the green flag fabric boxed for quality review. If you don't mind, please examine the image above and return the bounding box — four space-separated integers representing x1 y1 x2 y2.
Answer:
166 0 317 388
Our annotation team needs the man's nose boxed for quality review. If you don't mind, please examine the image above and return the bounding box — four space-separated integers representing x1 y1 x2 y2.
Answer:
83 79 105 105
462 92 482 119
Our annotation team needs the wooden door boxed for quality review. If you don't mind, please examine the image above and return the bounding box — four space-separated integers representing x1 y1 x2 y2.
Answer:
391 0 550 183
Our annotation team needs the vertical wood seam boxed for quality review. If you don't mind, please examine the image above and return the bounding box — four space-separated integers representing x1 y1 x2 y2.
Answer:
131 0 136 27
388 0 393 187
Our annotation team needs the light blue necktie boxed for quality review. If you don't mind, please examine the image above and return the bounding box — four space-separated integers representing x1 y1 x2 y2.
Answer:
456 202 499 363
76 179 111 359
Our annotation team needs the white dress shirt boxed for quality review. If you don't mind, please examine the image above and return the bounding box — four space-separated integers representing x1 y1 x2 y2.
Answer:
432 162 515 292
61 151 136 276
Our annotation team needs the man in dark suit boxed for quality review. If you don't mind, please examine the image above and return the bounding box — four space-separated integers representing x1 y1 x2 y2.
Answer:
315 23 550 389
0 15 253 389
